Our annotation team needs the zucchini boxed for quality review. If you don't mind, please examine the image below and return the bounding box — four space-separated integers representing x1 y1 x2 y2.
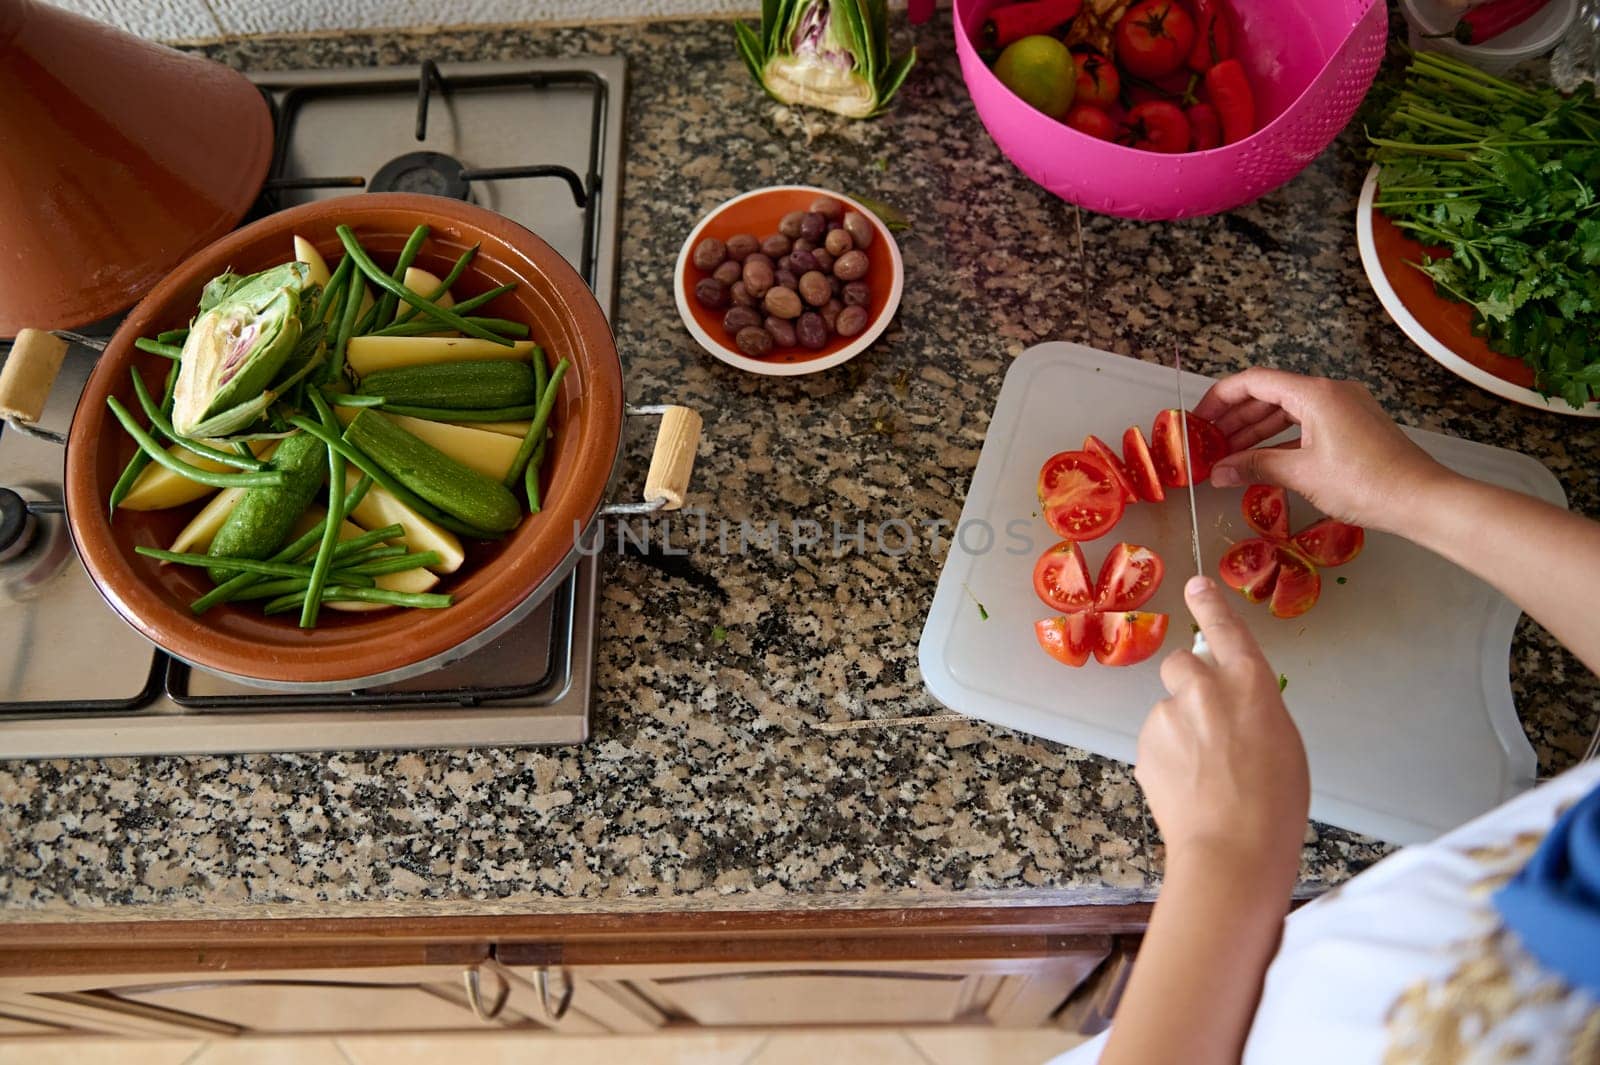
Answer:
356 360 536 410
343 410 522 534
206 430 327 580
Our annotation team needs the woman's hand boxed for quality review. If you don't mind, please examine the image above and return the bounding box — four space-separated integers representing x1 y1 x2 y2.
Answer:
1137 576 1309 872
1192 368 1452 535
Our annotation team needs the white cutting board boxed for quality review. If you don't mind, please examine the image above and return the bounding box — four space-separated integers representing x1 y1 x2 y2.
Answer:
919 343 1566 845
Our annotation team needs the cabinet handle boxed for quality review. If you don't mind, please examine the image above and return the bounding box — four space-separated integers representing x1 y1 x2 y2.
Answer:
462 964 510 1022
536 966 574 1021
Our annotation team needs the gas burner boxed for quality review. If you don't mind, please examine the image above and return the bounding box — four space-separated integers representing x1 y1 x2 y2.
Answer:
0 488 34 563
369 150 472 200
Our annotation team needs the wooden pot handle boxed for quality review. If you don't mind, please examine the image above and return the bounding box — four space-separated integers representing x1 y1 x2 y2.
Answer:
0 329 69 426
642 405 701 511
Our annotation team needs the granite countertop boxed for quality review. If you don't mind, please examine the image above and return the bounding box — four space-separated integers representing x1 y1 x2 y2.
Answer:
2 17 1595 924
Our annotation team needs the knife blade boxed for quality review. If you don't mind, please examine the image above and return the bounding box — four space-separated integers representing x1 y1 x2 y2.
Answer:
1173 346 1215 665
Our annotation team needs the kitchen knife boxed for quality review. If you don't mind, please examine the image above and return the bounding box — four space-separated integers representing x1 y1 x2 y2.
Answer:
1174 348 1216 666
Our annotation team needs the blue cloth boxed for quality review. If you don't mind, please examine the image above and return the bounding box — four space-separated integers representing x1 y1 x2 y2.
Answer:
1493 781 1600 996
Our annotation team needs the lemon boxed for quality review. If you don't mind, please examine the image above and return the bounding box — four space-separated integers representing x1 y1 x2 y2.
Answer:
994 35 1076 120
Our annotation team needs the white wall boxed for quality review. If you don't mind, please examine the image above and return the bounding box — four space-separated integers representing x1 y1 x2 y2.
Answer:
43 0 762 41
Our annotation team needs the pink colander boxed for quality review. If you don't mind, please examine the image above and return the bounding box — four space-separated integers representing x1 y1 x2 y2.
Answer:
953 0 1387 220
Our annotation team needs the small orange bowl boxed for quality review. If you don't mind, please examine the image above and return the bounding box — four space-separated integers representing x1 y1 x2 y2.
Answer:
674 186 904 376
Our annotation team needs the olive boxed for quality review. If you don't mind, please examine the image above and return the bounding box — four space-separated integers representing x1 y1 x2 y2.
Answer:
799 212 827 243
812 247 834 274
723 305 762 334
692 237 727 271
809 196 844 221
729 281 756 308
761 233 791 258
779 211 807 239
764 285 803 319
713 260 742 286
796 312 828 350
775 268 798 291
726 233 759 261
835 304 869 338
742 254 775 297
792 237 814 254
776 254 795 274
824 228 853 257
764 316 797 347
842 281 871 307
695 277 729 309
843 212 874 249
798 270 832 307
820 298 842 330
833 250 869 281
736 325 774 357
789 248 818 273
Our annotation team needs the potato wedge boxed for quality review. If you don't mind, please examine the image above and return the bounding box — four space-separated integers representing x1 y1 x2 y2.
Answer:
292 509 442 612
345 336 537 376
343 469 464 574
168 486 246 554
293 235 332 288
119 439 272 511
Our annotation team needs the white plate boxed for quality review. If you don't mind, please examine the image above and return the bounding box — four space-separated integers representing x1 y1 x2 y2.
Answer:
1356 165 1600 418
674 185 905 377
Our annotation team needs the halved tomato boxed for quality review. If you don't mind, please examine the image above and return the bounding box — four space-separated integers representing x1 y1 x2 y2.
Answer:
1037 450 1126 541
1084 434 1138 504
1035 614 1096 667
1218 538 1280 603
1150 409 1230 487
1268 549 1321 619
1033 541 1095 612
1094 542 1164 612
1120 426 1165 503
1243 484 1290 540
1094 610 1170 667
1293 518 1365 568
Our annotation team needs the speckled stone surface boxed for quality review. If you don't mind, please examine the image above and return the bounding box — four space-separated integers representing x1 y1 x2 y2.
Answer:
2 18 1596 923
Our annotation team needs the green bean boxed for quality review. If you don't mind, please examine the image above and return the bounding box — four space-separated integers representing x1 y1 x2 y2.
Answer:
300 389 348 628
286 414 501 540
329 256 366 386
156 328 189 346
136 547 314 578
229 573 377 600
525 437 546 514
335 550 442 578
532 345 548 400
106 398 285 490
367 315 529 340
135 338 182 360
371 224 430 327
380 403 538 422
327 545 407 568
503 357 568 488
353 301 382 338
263 584 452 615
436 283 517 318
318 391 384 408
392 242 478 325
128 370 268 472
313 255 354 324
108 364 179 512
335 225 512 346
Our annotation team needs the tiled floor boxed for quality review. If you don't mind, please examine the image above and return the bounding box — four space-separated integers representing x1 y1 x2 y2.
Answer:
0 1027 1088 1065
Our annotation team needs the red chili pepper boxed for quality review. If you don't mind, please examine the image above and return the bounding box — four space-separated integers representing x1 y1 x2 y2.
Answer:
1203 58 1255 144
981 0 1084 49
1432 0 1549 44
1186 0 1234 72
1186 102 1221 150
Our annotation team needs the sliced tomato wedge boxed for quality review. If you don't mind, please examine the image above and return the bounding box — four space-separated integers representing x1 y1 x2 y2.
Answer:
1292 518 1365 568
1035 613 1096 667
1218 538 1281 603
1268 548 1321 619
1150 409 1229 487
1120 426 1165 503
1094 542 1164 612
1084 434 1139 504
1094 610 1170 667
1033 541 1095 612
1037 450 1126 541
1242 484 1290 540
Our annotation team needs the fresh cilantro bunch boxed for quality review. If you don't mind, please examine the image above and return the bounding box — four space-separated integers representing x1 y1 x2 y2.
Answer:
1369 51 1600 409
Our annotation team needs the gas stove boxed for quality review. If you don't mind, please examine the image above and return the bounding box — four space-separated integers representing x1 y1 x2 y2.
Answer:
0 57 626 759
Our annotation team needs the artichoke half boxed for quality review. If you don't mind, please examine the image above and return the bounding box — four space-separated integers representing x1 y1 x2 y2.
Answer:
735 0 916 118
172 262 310 437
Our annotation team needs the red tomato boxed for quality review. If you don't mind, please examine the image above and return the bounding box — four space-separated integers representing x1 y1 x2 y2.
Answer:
1120 425 1165 503
1293 518 1365 568
1186 102 1221 150
1268 548 1321 619
1083 434 1138 503
1037 450 1127 541
1094 610 1170 667
1218 538 1280 603
1204 57 1257 144
1033 540 1096 612
1035 614 1096 668
1066 103 1118 141
1242 484 1290 540
1150 409 1228 487
1071 47 1120 107
1094 542 1164 612
1114 0 1197 79
1119 100 1191 154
